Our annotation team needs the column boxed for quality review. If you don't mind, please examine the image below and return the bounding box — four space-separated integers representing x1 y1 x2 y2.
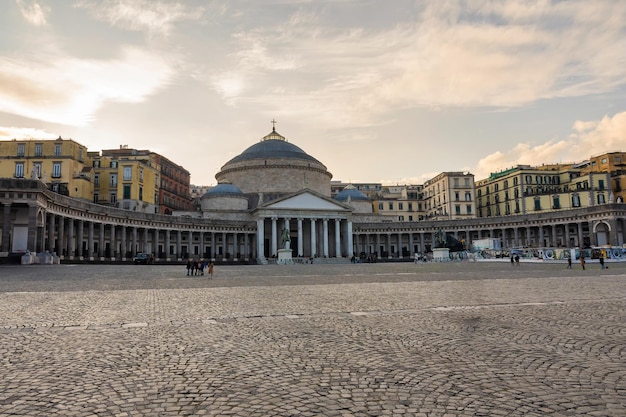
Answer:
131 227 138 257
188 230 193 257
347 220 353 259
257 218 265 259
271 217 277 257
297 218 303 257
27 206 38 253
67 218 75 258
376 233 381 258
99 223 105 258
120 226 127 259
165 229 171 261
222 232 227 257
176 230 182 259
513 227 519 248
335 219 341 257
110 225 116 259
210 232 216 258
310 219 317 257
419 232 425 254
58 217 65 257
47 213 55 253
199 231 205 258
1 204 10 253
386 233 392 258
538 225 544 247
565 223 570 248
88 222 94 258
551 225 557 247
153 229 159 257
322 219 329 257
409 233 414 257
77 220 84 258
577 223 584 248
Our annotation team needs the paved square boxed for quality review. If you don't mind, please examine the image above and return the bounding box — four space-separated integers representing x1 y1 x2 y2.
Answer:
0 261 625 416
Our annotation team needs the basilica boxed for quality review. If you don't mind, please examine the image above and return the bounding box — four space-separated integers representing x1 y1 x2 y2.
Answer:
1 128 625 264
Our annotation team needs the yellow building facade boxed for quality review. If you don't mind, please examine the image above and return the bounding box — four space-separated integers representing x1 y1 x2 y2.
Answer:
476 165 611 218
0 137 93 201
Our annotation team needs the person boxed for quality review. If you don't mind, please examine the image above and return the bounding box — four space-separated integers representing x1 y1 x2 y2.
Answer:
567 256 572 269
414 253 420 264
198 259 205 276
207 261 214 279
580 254 586 270
186 258 192 276
514 254 520 266
599 255 605 270
511 255 514 266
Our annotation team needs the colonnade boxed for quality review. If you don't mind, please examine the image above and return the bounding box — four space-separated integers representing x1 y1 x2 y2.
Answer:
256 216 353 260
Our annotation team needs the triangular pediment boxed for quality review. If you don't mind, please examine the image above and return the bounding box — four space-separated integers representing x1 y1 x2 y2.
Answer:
260 190 351 211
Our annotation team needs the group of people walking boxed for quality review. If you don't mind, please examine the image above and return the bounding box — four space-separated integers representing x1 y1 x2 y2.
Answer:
186 258 214 278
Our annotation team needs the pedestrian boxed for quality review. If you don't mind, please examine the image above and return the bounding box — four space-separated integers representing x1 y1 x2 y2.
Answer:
514 254 520 266
580 255 585 270
510 255 514 266
415 253 420 264
207 261 214 279
599 255 605 270
198 259 205 276
567 257 572 269
186 258 192 276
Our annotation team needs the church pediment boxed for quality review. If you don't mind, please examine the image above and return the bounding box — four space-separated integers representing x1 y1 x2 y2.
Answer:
259 190 351 212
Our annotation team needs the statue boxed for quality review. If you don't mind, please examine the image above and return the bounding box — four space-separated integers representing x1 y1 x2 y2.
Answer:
280 227 291 249
434 229 446 248
31 166 39 180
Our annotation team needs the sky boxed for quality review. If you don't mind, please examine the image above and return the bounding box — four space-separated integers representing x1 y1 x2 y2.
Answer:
1 0 626 186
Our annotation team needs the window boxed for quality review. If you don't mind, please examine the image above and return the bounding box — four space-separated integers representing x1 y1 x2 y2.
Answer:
455 204 461 215
408 203 413 211
601 158 607 164
15 162 24 178
378 203 383 210
455 192 460 201
111 161 118 168
399 215 404 221
454 178 459 187
54 144 62 157
139 186 143 201
515 200 520 213
123 166 132 181
553 195 560 209
399 202 404 210
534 197 541 211
464 178 470 186
388 202 393 210
78 148 83 161
93 192 99 203
110 192 117 204
494 183 499 192
17 143 25 156
572 194 581 207
466 205 472 214
599 180 605 190
514 177 518 186
408 215 413 221
34 143 42 156
598 194 606 204
504 180 509 188
123 185 131 199
94 174 100 187
93 160 100 168
139 168 144 182
52 162 61 178
110 174 117 186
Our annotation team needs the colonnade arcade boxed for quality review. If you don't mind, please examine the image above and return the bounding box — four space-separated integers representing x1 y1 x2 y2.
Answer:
2 181 625 263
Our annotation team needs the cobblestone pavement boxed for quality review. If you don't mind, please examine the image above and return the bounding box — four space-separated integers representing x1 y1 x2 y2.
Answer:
0 261 625 416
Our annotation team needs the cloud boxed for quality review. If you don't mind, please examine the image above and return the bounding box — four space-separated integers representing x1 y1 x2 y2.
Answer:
207 0 626 130
16 0 49 26
75 0 204 36
0 47 173 126
0 126 58 140
473 110 626 180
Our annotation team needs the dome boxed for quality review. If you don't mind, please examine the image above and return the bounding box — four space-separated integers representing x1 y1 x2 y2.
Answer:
215 127 332 196
222 129 324 166
203 182 243 197
335 185 369 202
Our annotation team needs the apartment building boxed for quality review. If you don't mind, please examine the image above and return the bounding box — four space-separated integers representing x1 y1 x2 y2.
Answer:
423 172 476 220
152 154 192 214
476 164 611 217
0 137 93 201
371 184 425 221
90 147 160 213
